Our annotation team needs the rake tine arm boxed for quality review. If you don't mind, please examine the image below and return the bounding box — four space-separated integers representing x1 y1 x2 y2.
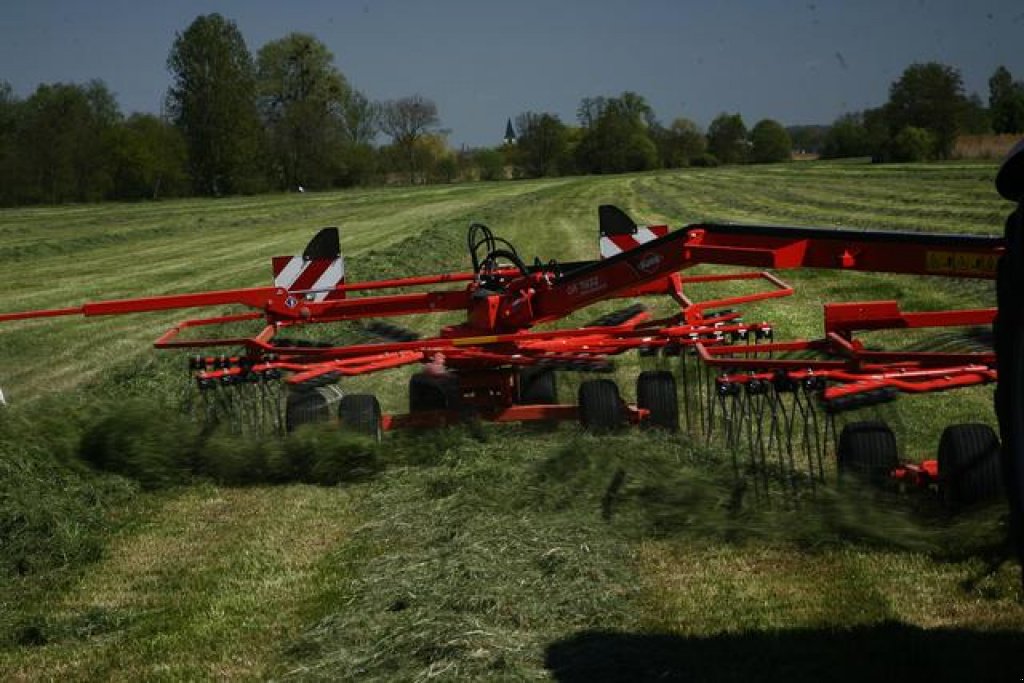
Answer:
0 286 281 323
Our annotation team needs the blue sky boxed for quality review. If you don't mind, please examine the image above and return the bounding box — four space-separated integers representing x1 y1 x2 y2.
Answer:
2 0 1022 147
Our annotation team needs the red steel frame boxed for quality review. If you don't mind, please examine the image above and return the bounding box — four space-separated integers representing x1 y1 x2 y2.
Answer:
0 212 1005 432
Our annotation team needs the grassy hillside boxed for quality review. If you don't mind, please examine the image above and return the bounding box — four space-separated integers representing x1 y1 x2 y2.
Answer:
2 162 1023 680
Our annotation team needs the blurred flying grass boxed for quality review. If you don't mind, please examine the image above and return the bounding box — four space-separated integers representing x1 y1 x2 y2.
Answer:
275 426 1021 679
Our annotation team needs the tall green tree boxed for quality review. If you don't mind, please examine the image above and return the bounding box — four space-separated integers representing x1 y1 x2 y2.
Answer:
0 82 22 205
960 93 992 135
889 126 934 162
884 62 967 159
576 96 608 129
821 113 872 159
473 148 505 181
338 89 379 146
166 13 263 195
109 114 189 200
514 112 570 177
652 117 705 168
616 91 657 129
749 119 791 163
257 33 351 190
334 89 379 186
575 92 657 174
17 81 121 203
380 94 440 183
989 65 1024 134
707 113 748 164
861 106 891 159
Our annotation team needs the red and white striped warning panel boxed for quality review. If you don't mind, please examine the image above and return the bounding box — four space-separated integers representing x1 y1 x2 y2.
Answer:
599 225 670 259
272 254 346 302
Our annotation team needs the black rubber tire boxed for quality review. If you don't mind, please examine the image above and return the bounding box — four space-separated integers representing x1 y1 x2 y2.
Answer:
517 367 557 404
409 373 461 412
578 379 624 432
339 394 383 442
938 423 1002 509
285 389 330 432
837 421 899 486
637 370 679 432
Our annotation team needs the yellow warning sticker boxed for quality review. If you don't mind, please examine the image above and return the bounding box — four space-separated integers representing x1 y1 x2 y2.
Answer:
925 251 998 276
452 335 500 346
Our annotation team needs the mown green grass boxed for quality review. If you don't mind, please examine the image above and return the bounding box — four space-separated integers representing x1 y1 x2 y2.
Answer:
2 161 1023 680
1 484 361 680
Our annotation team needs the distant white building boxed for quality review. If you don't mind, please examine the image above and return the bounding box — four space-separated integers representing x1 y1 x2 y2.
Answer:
504 118 517 145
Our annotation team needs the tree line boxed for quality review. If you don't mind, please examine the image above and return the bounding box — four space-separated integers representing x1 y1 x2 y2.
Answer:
819 63 1024 162
504 96 793 180
505 61 1024 177
1 11 1022 206
0 14 446 205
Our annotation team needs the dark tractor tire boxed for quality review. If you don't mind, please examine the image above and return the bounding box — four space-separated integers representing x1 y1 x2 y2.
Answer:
517 367 558 405
285 387 336 432
637 370 679 432
938 423 1002 509
837 421 899 487
409 372 461 413
339 394 383 443
578 379 624 433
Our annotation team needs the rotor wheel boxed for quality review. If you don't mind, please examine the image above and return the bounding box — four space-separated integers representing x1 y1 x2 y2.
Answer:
285 387 337 432
837 421 899 486
517 367 558 405
637 370 679 432
578 379 624 433
409 372 461 413
938 423 1002 509
339 394 383 443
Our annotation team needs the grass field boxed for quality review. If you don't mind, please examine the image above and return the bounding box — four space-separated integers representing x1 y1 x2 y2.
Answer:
2 162 1023 680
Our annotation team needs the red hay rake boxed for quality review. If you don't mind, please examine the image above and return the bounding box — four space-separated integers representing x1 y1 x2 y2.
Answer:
3 146 1024 582
0 203 1004 491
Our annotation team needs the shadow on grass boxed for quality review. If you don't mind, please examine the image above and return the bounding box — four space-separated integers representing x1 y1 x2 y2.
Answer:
544 623 1023 682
